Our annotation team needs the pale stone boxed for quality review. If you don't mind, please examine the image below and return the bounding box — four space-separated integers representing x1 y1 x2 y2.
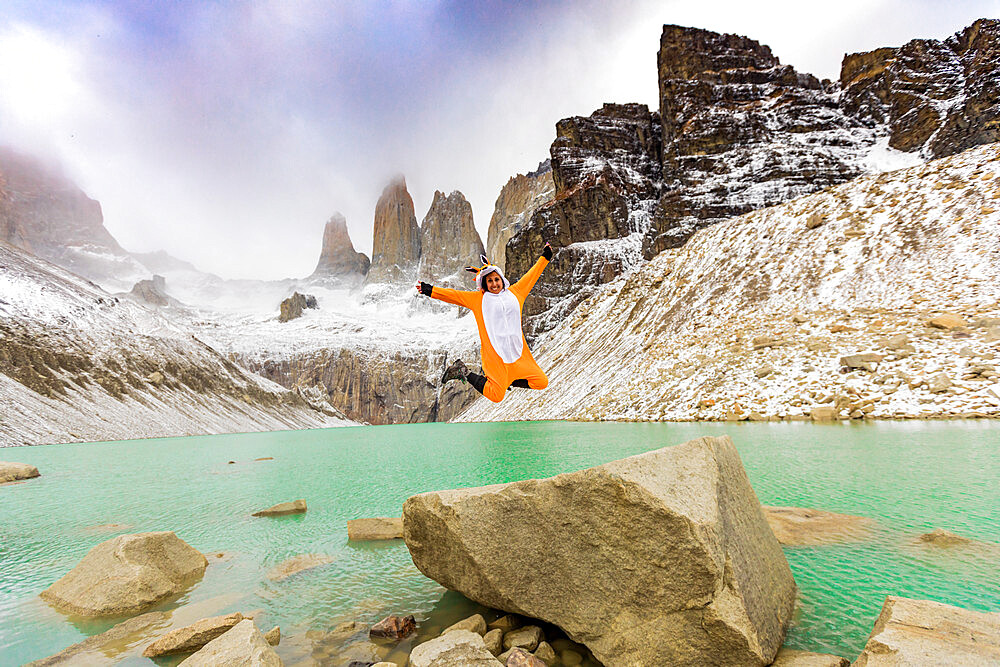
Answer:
408 629 503 666
483 628 503 655
252 500 306 517
347 517 404 540
840 353 884 372
928 372 952 393
503 626 542 651
443 613 487 636
534 641 557 666
403 436 796 666
763 507 873 546
487 615 521 633
0 461 40 484
853 596 1000 665
178 619 282 666
40 532 207 616
143 612 246 657
772 647 848 666
810 405 840 421
25 611 167 666
264 626 280 646
267 554 334 581
506 647 547 666
806 213 825 229
927 313 968 329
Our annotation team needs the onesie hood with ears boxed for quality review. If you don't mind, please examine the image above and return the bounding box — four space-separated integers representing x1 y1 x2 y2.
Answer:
467 254 510 292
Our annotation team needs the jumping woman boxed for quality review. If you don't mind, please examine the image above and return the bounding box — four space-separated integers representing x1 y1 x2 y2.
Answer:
414 243 553 403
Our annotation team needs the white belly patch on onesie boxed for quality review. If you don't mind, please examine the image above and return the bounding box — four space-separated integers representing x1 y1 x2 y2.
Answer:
482 290 524 363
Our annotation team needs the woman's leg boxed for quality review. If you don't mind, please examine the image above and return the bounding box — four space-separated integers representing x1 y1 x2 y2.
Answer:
467 371 507 403
516 362 548 390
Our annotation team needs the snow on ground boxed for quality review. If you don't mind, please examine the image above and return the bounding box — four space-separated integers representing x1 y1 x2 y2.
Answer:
0 242 352 446
458 142 1000 423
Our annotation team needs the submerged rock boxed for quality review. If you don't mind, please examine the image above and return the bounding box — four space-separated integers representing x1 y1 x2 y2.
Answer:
25 611 168 666
763 506 874 546
403 436 796 666
0 461 40 484
178 618 282 666
370 614 417 640
347 517 404 540
266 553 334 581
408 629 502 667
252 499 307 517
853 596 1000 665
40 532 207 617
771 648 848 666
143 612 247 657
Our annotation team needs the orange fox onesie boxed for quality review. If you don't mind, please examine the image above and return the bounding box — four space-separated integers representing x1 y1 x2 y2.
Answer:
427 253 550 403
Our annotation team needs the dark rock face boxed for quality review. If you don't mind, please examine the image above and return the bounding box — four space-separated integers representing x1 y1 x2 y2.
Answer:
841 18 1000 158
648 25 869 258
129 275 171 307
505 104 664 337
0 147 132 281
278 292 318 322
311 212 370 279
503 20 1000 338
366 177 421 284
242 347 478 425
417 190 484 286
486 161 554 271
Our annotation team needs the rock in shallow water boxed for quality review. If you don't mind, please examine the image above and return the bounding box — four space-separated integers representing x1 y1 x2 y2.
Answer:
347 516 404 540
178 618 282 666
40 532 207 616
771 647 848 666
143 612 246 656
252 499 307 517
853 596 1000 666
0 461 40 483
762 506 874 546
409 629 502 666
25 611 168 666
403 436 796 666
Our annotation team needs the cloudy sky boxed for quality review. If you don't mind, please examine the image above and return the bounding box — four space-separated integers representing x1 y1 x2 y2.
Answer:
1 0 997 279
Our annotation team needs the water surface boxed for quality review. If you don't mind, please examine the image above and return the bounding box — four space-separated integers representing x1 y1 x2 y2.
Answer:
2 420 998 664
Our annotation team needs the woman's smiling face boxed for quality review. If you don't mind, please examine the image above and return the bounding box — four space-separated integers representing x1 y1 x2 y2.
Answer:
485 272 503 294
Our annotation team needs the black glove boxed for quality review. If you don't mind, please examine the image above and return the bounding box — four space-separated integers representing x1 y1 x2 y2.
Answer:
418 281 433 297
542 243 553 261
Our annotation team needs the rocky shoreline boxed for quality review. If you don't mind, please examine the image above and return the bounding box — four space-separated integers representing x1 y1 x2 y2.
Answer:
18 436 1000 666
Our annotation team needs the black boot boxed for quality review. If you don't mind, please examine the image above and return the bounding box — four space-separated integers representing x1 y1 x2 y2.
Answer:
441 359 469 384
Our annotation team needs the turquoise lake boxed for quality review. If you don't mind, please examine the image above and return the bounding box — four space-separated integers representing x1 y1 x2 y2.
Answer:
2 420 999 664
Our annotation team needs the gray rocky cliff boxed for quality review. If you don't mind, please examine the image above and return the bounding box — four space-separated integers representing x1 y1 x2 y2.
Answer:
485 161 554 271
311 212 370 280
240 348 479 425
365 177 421 284
840 18 1000 158
417 190 484 287
502 19 1000 340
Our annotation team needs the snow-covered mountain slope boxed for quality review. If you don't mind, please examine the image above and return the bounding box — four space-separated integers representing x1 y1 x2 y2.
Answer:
181 284 482 425
0 242 351 446
458 142 1000 423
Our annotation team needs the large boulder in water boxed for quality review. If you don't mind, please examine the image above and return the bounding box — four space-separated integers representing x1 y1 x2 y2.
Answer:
853 596 1000 665
403 436 795 666
40 532 208 616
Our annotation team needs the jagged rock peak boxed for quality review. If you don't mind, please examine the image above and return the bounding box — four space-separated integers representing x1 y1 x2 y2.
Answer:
366 176 421 284
312 212 370 278
658 24 782 80
840 17 1000 158
418 190 484 286
486 164 555 271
